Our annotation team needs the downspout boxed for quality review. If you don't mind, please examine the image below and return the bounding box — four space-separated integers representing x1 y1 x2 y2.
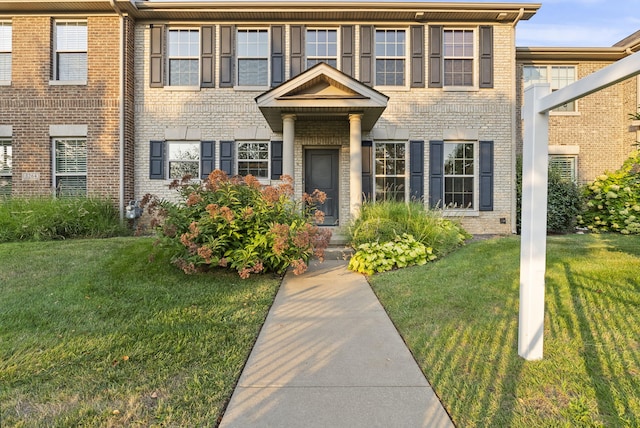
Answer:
510 8 525 234
110 0 126 220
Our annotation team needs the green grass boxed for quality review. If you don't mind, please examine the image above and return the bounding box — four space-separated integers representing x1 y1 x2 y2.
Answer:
0 237 281 427
369 234 640 427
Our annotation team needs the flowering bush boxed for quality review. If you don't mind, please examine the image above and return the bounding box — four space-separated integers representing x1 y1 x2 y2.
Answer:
142 171 331 278
578 151 640 234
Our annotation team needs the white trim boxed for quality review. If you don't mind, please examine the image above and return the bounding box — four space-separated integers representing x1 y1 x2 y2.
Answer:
49 124 87 137
548 145 579 155
0 125 12 137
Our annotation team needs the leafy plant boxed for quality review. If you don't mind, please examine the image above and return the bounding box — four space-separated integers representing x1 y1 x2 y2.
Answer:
142 171 332 278
348 233 436 275
577 150 640 234
546 166 583 233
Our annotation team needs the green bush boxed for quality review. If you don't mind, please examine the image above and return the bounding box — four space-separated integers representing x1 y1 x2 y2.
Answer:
348 233 436 275
348 200 469 257
578 151 640 234
142 171 332 278
0 197 127 242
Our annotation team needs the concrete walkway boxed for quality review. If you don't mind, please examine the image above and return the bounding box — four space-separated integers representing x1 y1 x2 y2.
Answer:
219 258 455 428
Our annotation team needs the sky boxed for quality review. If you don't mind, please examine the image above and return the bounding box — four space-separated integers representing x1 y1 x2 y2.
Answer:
151 0 640 47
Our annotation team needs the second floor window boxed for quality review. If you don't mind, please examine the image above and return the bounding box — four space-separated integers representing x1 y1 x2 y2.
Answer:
54 21 87 82
523 65 577 112
237 29 268 86
443 29 474 87
375 29 405 86
0 22 11 82
306 29 337 69
168 29 199 86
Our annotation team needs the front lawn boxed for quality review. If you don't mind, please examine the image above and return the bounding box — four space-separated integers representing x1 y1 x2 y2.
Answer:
370 234 640 427
0 238 281 426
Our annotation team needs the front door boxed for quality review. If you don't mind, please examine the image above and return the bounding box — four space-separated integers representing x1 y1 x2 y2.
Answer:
305 149 339 225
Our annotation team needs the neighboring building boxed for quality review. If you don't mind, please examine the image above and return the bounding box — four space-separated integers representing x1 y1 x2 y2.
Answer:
0 1 638 235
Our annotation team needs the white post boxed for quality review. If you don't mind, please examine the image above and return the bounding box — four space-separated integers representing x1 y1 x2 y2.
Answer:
349 113 363 219
282 114 296 179
519 83 550 360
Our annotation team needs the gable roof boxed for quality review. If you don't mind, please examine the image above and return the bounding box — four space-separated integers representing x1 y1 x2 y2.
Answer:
256 63 389 132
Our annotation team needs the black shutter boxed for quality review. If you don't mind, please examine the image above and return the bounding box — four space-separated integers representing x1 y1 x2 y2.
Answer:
290 25 304 77
220 25 234 88
410 140 424 201
271 25 285 87
411 26 425 88
200 141 215 179
360 26 374 86
479 140 494 211
271 141 283 180
149 140 165 179
341 25 354 77
220 140 234 176
150 25 164 88
429 141 444 208
201 26 215 88
428 26 442 88
479 26 494 89
361 141 373 201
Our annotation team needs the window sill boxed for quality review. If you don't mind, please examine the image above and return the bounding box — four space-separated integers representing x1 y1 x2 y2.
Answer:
164 86 201 92
443 86 479 92
49 80 87 86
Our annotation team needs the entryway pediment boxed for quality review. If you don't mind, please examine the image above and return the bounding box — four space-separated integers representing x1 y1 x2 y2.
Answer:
256 63 388 132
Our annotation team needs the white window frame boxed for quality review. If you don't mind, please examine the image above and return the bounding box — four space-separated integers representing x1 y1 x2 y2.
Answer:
53 137 87 197
51 20 87 85
374 28 408 89
0 21 11 85
236 141 270 181
549 155 578 183
523 64 578 114
374 141 408 202
442 28 477 91
443 141 477 210
306 28 339 70
0 138 11 197
166 27 200 88
236 28 270 89
167 141 200 180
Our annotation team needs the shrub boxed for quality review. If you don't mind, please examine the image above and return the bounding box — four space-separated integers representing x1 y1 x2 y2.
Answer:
578 151 640 234
348 233 436 275
348 200 469 257
142 171 332 278
0 197 127 242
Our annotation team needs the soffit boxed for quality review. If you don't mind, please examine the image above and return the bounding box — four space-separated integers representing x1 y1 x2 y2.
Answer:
0 1 138 15
516 47 631 62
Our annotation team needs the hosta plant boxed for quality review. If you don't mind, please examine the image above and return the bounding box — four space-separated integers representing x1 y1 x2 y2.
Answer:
348 233 436 275
142 171 331 278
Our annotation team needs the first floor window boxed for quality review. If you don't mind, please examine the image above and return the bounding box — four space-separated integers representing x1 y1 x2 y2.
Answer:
0 139 11 197
444 142 474 208
375 29 406 86
443 29 474 87
375 142 406 201
54 138 86 196
0 21 11 82
54 21 87 82
237 29 268 86
306 29 337 69
550 155 578 182
237 142 269 178
168 141 200 179
168 28 199 86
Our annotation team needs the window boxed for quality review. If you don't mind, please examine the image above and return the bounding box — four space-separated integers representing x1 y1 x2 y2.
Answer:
237 142 269 178
0 139 11 197
523 65 576 112
550 155 577 182
375 29 405 86
167 28 199 86
443 29 474 87
306 29 337 69
168 141 200 179
0 22 11 82
375 142 406 201
54 138 87 196
54 21 87 82
237 29 268 86
444 142 474 208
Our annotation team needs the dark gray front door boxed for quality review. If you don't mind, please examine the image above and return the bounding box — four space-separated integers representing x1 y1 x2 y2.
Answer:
305 149 339 225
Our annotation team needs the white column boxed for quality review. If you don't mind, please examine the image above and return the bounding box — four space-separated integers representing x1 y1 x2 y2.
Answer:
519 83 550 361
282 114 296 179
349 113 363 219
